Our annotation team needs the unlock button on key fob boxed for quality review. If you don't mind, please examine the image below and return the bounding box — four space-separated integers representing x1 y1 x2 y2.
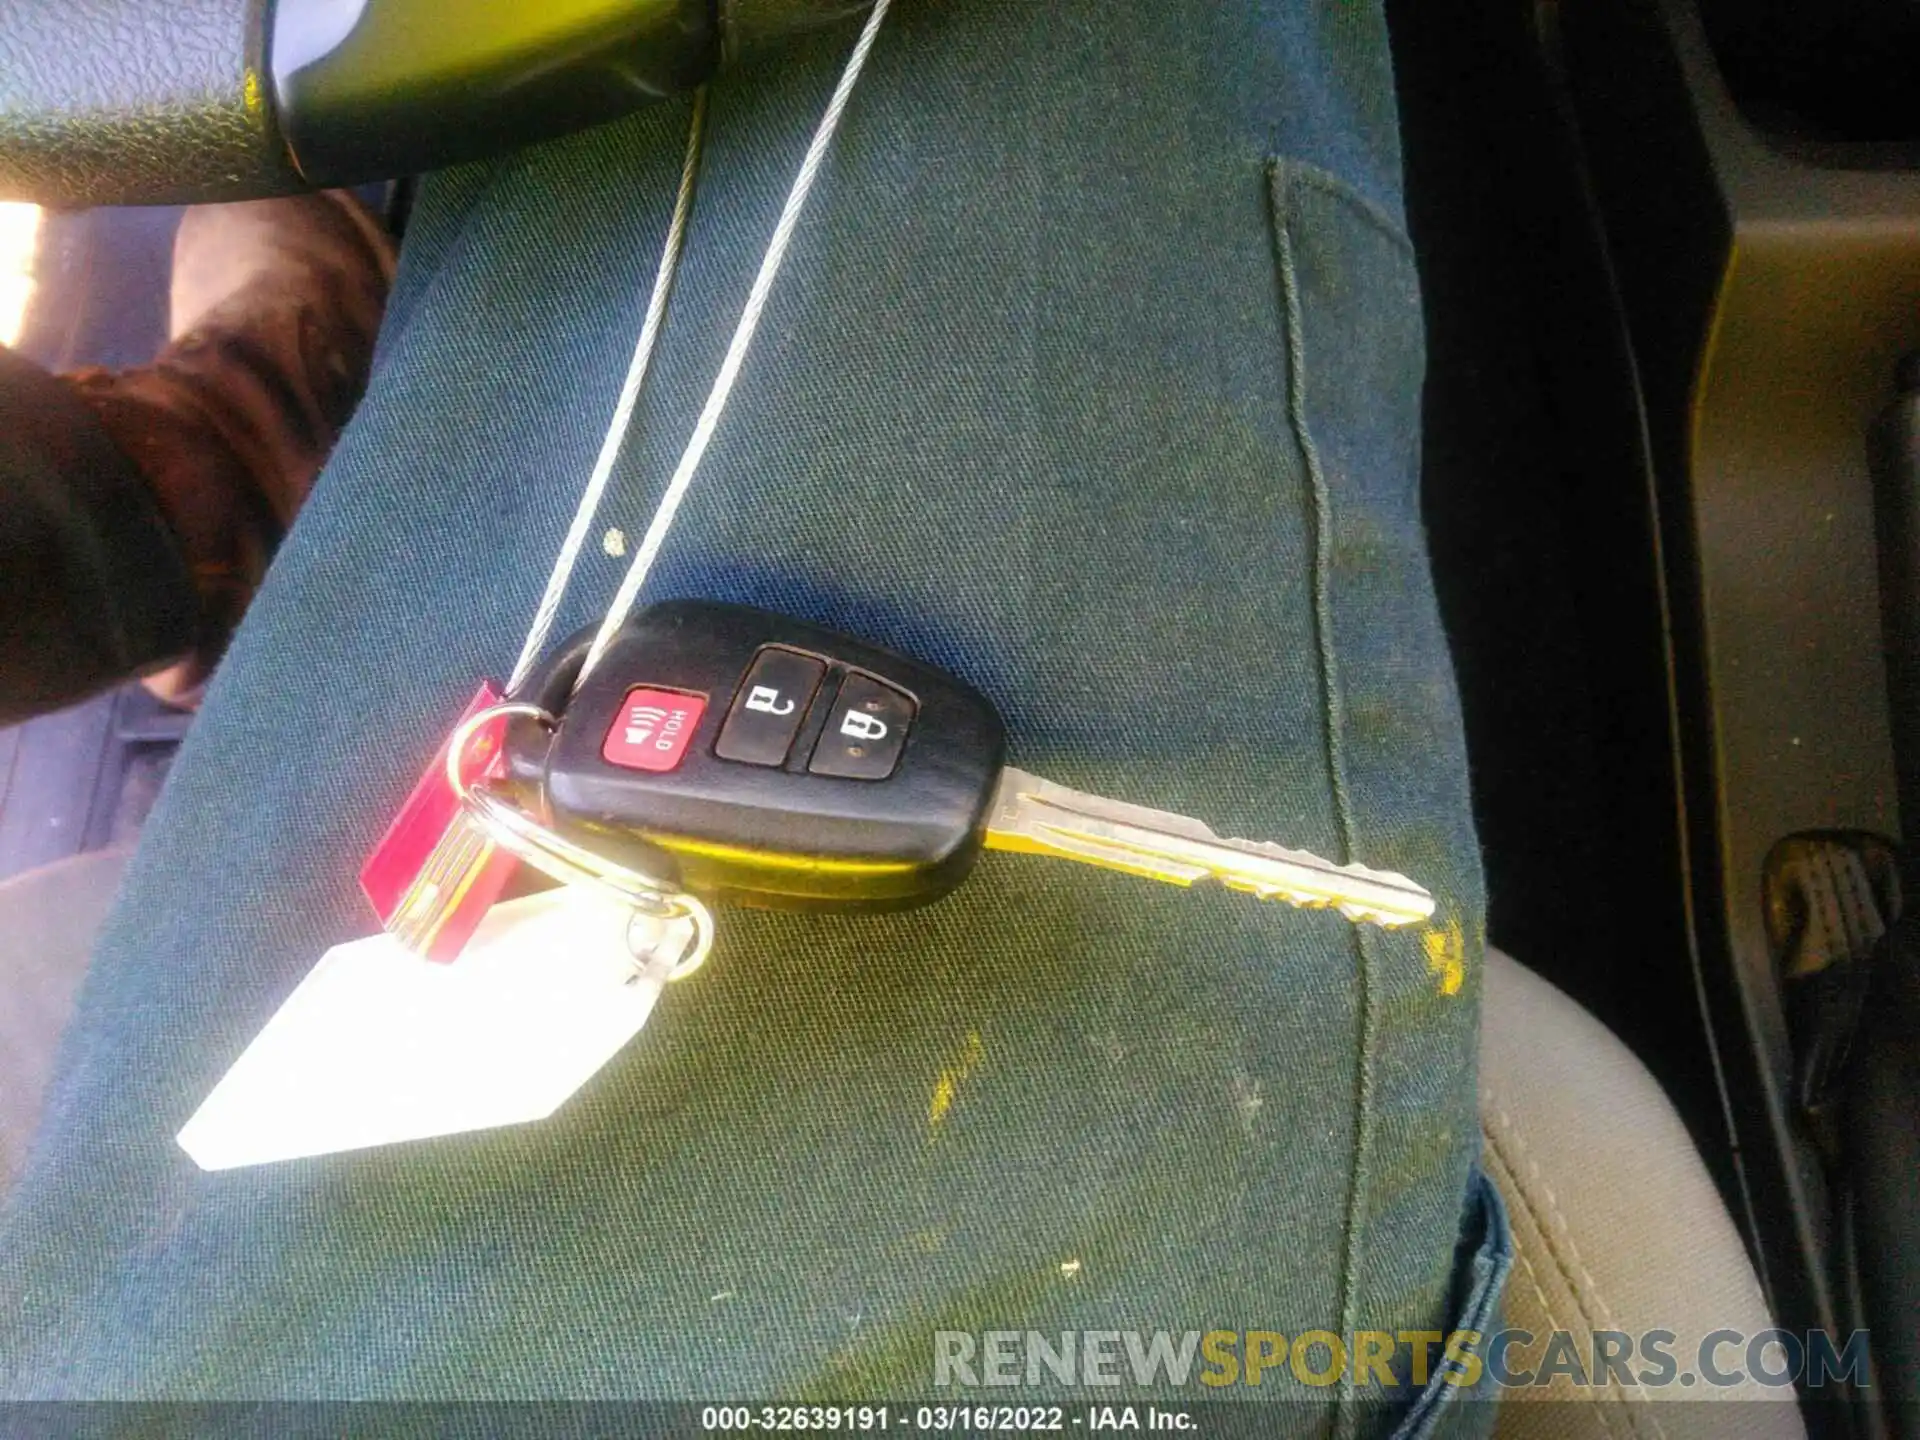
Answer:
810 672 915 780
715 647 826 766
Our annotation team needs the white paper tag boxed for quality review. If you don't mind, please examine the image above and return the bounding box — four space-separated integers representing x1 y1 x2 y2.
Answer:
178 887 668 1171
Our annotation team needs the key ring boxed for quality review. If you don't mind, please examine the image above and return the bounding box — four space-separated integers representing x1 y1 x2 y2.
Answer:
444 702 715 980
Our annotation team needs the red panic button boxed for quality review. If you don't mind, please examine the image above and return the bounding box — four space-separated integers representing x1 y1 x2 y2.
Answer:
602 687 707 772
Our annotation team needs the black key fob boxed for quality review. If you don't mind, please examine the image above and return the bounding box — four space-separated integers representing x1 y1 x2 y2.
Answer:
502 601 1006 911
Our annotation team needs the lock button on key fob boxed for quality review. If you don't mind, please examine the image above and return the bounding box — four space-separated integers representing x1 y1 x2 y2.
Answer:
809 671 915 779
505 601 1005 911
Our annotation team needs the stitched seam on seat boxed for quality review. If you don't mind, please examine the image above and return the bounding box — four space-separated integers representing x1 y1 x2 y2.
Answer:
1508 1227 1628 1440
1489 1140 1629 1440
1484 1104 1670 1440
1486 1149 1624 1440
1269 157 1375 1440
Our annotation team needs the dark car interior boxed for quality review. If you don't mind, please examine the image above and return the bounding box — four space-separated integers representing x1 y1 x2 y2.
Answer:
1397 0 1920 1427
0 0 1915 1431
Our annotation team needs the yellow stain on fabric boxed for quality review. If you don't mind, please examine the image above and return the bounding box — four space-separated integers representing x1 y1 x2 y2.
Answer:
927 1030 985 1135
1423 918 1467 998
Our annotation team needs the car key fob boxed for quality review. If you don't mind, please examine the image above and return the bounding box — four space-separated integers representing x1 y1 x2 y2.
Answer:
502 601 1006 911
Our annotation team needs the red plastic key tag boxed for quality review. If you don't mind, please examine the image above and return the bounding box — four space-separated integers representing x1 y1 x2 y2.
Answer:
359 682 521 963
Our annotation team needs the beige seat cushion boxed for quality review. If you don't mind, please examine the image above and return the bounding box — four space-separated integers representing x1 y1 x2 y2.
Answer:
1482 948 1806 1438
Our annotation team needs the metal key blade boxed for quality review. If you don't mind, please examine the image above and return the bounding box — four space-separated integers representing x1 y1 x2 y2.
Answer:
982 768 1436 928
